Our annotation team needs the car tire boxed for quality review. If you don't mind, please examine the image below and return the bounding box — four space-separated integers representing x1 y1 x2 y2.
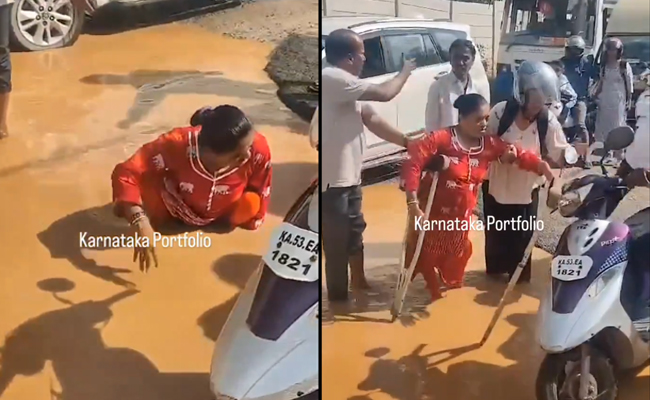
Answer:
9 0 85 52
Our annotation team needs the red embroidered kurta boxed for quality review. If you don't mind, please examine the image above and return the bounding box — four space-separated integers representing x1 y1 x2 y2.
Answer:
401 128 543 298
112 127 272 230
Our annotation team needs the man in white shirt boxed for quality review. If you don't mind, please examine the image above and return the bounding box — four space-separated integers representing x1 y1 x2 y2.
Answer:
0 0 12 139
425 39 490 132
321 29 415 302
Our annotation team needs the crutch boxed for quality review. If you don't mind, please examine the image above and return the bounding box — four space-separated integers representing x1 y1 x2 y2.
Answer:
479 224 539 346
478 178 554 346
390 172 439 322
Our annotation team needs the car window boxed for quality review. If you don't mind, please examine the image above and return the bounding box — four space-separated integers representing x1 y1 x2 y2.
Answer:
423 34 444 65
360 36 388 79
430 29 468 62
383 33 437 73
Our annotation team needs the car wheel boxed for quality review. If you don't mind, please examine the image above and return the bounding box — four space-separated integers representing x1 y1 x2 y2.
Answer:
9 0 85 52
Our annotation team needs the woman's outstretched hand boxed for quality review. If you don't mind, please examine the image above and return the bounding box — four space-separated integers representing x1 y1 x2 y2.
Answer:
132 218 159 272
499 145 518 164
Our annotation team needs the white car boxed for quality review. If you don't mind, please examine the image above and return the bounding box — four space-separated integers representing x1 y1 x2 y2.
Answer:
8 0 239 52
321 17 491 168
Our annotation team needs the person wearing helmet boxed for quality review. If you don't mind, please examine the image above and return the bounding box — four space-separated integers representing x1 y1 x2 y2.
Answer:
481 61 574 283
561 35 597 168
593 37 634 166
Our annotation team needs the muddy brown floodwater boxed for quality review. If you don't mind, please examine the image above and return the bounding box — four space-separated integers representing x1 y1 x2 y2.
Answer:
0 23 316 399
322 185 649 400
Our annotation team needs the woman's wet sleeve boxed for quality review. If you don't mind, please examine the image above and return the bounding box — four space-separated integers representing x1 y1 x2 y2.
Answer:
402 133 439 192
240 141 272 231
111 131 175 210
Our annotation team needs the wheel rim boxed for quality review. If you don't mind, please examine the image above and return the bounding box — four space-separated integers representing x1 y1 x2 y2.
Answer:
16 0 74 47
559 364 599 400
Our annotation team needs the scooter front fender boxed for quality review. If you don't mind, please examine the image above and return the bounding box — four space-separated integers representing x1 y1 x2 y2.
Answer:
210 264 319 400
537 272 626 353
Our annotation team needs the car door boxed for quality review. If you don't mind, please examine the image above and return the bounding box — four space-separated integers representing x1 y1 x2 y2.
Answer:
321 32 400 166
354 32 401 164
381 30 449 136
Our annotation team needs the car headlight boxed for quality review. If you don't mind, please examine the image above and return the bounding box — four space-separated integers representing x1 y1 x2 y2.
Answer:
587 265 622 298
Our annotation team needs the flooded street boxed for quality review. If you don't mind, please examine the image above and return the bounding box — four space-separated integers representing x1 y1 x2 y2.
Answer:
322 184 649 400
0 21 316 400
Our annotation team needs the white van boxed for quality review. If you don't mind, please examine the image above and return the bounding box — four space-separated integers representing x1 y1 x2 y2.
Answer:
321 17 491 169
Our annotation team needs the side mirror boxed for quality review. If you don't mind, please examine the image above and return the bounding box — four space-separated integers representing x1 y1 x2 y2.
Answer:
604 126 635 152
563 146 579 165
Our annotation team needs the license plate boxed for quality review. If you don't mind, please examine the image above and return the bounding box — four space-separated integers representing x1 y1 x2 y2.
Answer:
551 255 594 281
262 222 319 282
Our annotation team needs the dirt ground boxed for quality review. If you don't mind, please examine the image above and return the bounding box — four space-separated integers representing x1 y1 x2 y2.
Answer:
183 0 320 121
322 184 650 400
0 21 316 399
184 0 318 43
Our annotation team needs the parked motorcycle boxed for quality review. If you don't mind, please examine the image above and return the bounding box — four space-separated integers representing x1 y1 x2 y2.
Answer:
535 126 649 400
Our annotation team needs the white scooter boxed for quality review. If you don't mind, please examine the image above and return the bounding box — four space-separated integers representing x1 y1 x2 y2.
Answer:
535 126 650 400
209 119 320 399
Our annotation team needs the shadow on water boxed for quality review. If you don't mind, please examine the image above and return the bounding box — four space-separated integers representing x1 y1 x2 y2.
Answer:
0 279 214 399
463 256 551 308
353 298 650 400
84 0 241 36
79 70 306 132
37 204 135 287
351 313 542 400
37 161 315 286
197 253 260 341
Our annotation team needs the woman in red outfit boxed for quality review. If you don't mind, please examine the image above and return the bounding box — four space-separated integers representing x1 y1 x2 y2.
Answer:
401 94 554 300
112 105 272 271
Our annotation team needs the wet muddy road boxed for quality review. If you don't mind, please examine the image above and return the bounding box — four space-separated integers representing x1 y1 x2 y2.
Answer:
0 24 316 399
322 185 649 400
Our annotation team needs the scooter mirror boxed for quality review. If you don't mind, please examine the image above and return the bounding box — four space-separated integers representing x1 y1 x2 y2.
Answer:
563 146 579 165
604 126 635 151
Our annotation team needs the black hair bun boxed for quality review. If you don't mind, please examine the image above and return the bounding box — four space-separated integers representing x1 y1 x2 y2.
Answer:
453 95 467 110
190 106 212 127
453 93 488 117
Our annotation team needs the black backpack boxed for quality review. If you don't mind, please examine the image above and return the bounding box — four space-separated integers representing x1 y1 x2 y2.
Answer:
496 98 549 157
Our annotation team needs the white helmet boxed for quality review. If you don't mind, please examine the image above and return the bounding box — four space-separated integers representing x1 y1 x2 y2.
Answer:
566 35 586 50
514 61 560 106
